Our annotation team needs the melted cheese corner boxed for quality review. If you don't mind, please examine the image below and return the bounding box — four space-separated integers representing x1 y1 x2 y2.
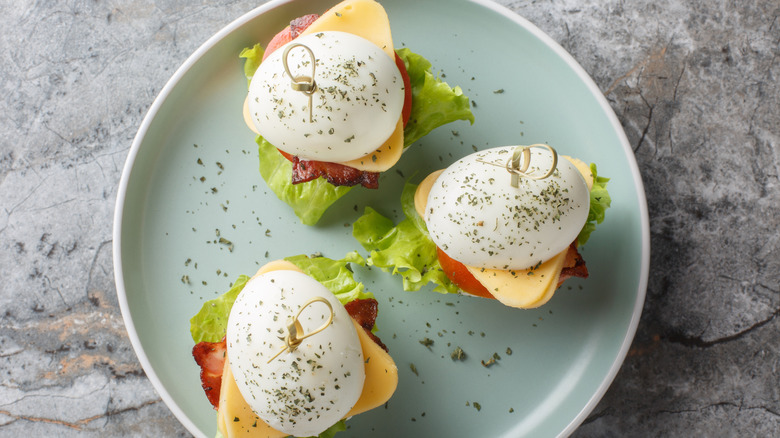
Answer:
466 251 567 309
300 0 395 59
347 320 398 417
218 357 285 438
342 117 404 172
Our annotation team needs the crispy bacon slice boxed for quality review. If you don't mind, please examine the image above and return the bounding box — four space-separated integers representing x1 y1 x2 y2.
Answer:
290 155 380 188
344 298 388 352
192 337 227 409
192 299 387 408
290 14 319 38
557 242 589 286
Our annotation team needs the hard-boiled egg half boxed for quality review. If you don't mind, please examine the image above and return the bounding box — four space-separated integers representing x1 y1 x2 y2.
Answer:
247 31 404 163
217 261 398 438
414 145 595 308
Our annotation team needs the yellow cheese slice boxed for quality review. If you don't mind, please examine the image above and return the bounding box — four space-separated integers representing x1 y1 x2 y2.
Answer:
414 169 444 218
250 259 302 279
243 97 258 135
466 250 567 309
216 259 397 436
563 155 594 190
218 356 286 438
346 319 398 416
341 117 404 172
300 0 395 59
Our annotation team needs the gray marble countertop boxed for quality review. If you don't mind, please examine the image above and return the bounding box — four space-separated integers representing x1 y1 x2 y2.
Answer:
1 0 778 436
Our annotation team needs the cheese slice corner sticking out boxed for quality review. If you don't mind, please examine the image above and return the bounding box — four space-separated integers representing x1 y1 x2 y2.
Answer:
218 356 286 438
300 0 395 60
341 117 404 172
243 97 259 135
414 169 445 218
466 250 567 309
346 320 399 417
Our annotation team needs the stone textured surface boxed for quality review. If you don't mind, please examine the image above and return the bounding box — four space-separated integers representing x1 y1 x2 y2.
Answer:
1 0 777 437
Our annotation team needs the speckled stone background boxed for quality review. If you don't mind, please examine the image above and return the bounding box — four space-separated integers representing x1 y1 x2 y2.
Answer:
1 0 777 436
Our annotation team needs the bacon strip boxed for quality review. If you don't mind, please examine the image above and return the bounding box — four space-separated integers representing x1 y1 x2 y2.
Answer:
344 298 388 351
291 155 380 188
557 242 589 287
289 14 319 38
192 298 386 409
192 337 227 409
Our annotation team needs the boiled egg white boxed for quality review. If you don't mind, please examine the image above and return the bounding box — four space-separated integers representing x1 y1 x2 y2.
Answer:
424 146 590 270
226 270 365 437
248 31 404 163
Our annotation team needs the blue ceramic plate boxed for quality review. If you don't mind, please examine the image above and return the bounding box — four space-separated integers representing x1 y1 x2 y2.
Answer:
113 1 649 436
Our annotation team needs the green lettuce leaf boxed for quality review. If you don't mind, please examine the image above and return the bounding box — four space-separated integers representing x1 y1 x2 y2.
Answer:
189 254 371 343
283 251 373 304
241 45 474 225
190 275 250 343
397 48 475 147
238 43 264 87
257 135 354 225
577 163 612 246
352 182 458 294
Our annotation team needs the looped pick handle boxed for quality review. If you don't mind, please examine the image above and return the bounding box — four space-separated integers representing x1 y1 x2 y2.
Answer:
282 43 318 122
267 296 334 364
507 144 558 187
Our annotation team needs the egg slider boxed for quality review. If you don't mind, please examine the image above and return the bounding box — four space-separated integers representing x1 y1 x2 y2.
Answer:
192 259 397 437
354 145 611 309
244 2 408 187
240 0 473 224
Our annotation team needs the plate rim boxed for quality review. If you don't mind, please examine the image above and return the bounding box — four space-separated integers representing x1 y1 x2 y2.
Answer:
112 1 651 437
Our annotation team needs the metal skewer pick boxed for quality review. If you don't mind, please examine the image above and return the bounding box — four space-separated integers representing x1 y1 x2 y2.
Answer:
282 43 318 123
267 296 334 364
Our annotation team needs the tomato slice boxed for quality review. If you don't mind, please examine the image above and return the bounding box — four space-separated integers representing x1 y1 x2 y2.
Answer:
436 247 494 299
395 52 412 127
262 26 293 61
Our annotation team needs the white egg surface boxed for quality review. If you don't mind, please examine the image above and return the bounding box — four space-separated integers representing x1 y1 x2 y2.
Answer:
425 146 590 270
248 31 404 163
226 270 365 437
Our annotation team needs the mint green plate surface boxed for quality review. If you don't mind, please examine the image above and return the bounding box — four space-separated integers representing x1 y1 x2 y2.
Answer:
113 0 649 437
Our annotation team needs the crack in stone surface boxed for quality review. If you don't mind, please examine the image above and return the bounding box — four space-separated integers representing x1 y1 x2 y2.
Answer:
665 307 780 348
0 398 161 431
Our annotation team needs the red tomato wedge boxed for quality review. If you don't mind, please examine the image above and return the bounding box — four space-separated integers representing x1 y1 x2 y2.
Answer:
396 52 412 127
436 247 495 299
262 26 293 61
